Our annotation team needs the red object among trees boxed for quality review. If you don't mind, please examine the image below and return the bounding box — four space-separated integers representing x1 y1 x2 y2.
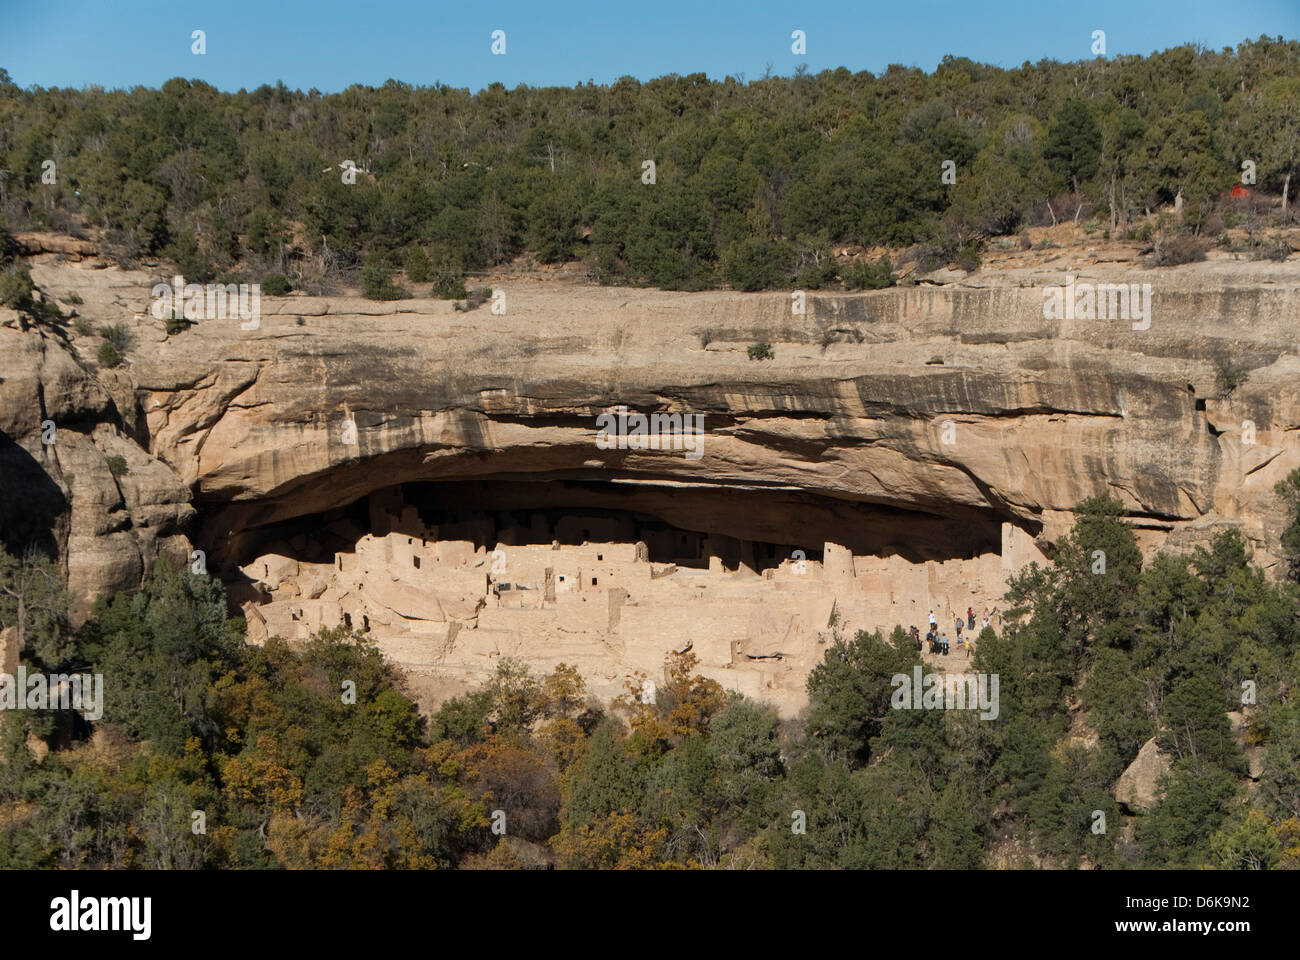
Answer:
1230 185 1251 198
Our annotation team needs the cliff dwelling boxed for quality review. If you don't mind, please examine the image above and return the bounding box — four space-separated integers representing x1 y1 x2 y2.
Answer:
221 476 1044 715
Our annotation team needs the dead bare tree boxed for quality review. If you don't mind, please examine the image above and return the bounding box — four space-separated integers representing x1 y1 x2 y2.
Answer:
0 544 67 652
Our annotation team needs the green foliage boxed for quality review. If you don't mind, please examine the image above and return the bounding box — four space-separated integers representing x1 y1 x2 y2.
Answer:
720 237 795 291
1 42 1296 287
96 341 122 368
260 273 292 296
164 310 192 335
76 556 244 753
97 323 131 352
1043 99 1101 192
404 246 433 284
1276 468 1300 580
769 754 925 869
0 546 69 666
487 658 542 735
164 231 214 283
430 690 493 746
105 455 129 477
804 628 916 767
1158 673 1243 771
563 720 642 825
955 242 982 272
430 255 468 300
359 253 407 300
0 261 36 310
1209 805 1283 869
842 256 895 290
1136 761 1240 867
746 341 774 361
526 181 581 263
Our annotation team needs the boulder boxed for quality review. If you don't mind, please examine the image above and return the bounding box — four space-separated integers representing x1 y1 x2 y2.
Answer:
1115 737 1173 812
363 579 445 622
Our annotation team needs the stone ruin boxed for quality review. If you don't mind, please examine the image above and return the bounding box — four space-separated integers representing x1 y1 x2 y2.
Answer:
230 484 1047 716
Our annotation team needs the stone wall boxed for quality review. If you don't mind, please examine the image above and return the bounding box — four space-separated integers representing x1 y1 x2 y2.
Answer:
233 487 1044 715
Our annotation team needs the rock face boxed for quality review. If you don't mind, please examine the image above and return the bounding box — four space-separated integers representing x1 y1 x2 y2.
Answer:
7 253 1300 640
1115 738 1174 812
0 292 194 623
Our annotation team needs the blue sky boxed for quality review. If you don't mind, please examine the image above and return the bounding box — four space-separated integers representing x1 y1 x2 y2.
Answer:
2 0 1297 93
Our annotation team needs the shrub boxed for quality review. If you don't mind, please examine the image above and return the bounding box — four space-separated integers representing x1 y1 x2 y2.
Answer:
359 254 408 300
106 455 129 477
404 246 433 284
454 287 493 311
164 232 214 283
97 341 122 368
97 323 131 351
164 311 191 335
794 257 839 291
261 273 292 296
585 245 626 286
1213 354 1250 395
912 241 958 273
73 316 93 336
431 259 468 300
1149 234 1207 267
1251 239 1292 262
747 341 774 361
296 274 339 297
721 238 795 292
956 243 982 273
64 291 83 305
821 325 864 349
698 328 714 348
0 261 35 309
842 256 895 291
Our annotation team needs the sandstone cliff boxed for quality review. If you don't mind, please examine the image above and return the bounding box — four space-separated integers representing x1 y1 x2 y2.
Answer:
3 250 1298 628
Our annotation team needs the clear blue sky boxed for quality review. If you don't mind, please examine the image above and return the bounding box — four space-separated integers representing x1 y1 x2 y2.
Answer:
2 0 1297 93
